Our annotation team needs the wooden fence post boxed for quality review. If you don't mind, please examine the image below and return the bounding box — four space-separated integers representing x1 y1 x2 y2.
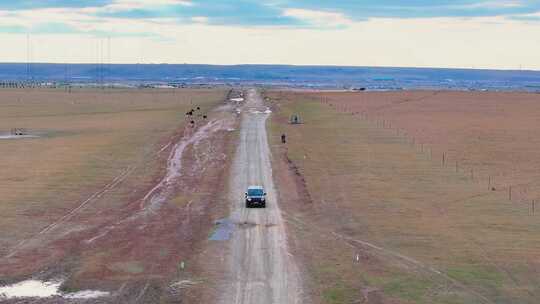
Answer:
442 152 446 167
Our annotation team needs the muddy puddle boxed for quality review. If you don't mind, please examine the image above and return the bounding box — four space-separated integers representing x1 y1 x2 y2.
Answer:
209 218 235 241
0 279 109 300
209 218 274 241
0 134 40 140
0 130 77 140
141 119 229 213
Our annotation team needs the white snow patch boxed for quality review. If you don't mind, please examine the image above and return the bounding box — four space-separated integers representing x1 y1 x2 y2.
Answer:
0 280 109 300
0 280 61 298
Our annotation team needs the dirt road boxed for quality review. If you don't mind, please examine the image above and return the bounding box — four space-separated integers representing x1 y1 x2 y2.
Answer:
219 89 302 304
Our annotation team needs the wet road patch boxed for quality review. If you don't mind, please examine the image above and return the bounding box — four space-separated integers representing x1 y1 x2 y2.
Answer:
209 218 235 241
237 221 258 229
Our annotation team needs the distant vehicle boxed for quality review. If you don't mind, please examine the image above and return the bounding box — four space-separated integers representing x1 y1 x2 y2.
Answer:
245 186 267 208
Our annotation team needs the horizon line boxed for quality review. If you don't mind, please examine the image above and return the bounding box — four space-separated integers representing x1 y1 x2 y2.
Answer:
0 62 539 73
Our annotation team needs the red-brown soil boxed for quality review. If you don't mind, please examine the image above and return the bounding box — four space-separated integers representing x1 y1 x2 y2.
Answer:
0 89 239 303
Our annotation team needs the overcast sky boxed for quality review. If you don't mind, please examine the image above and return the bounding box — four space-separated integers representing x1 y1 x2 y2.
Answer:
0 0 539 69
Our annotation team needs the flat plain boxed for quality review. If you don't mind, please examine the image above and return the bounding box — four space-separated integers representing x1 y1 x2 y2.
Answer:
0 88 233 302
266 89 540 304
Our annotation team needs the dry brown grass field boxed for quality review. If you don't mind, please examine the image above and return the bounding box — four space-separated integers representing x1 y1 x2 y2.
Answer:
0 88 223 249
266 90 540 304
0 88 232 302
313 90 540 203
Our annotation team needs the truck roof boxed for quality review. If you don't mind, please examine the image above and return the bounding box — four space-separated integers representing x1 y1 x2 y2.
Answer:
247 185 264 190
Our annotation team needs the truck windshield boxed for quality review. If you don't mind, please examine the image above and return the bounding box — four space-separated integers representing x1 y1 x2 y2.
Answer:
248 189 264 196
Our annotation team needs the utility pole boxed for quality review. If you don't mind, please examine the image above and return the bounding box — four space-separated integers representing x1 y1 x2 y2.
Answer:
442 152 446 167
108 36 111 91
26 34 30 83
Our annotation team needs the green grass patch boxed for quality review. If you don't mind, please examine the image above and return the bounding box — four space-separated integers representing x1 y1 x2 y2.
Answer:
447 265 504 288
383 276 433 302
109 261 145 275
322 283 356 304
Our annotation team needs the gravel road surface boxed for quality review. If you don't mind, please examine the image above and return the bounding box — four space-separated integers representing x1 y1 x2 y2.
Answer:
219 89 302 304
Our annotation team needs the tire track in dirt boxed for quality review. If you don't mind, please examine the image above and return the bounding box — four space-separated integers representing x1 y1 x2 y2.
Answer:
3 166 135 259
282 212 495 304
83 118 235 246
1 97 240 303
140 119 229 212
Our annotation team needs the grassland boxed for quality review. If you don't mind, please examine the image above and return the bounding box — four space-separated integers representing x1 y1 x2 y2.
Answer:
0 88 227 273
313 90 540 203
266 90 540 304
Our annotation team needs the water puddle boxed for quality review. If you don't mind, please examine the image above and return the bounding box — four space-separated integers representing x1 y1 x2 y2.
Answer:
0 280 109 300
0 134 39 140
209 218 235 241
237 221 258 229
250 108 272 115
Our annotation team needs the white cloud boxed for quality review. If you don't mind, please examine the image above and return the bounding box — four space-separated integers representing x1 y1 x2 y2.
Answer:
103 0 192 12
451 0 524 9
377 1 525 13
0 8 97 29
0 4 192 36
283 8 353 28
1 6 540 70
191 16 209 24
514 10 540 17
